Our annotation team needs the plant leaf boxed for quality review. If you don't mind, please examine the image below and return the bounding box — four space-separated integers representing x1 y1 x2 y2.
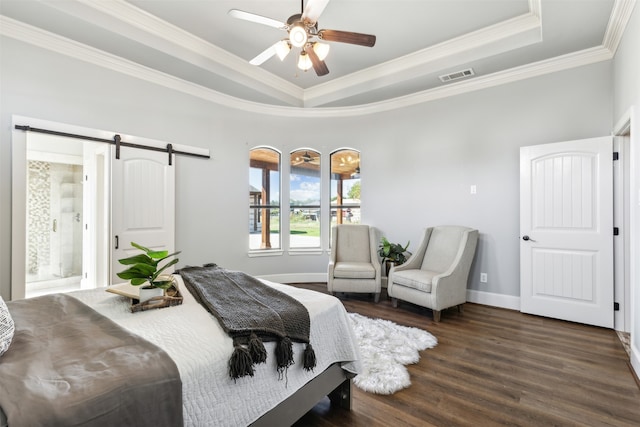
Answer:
117 263 156 278
147 249 169 259
118 254 155 266
131 242 152 253
157 251 181 262
119 242 180 287
152 258 180 281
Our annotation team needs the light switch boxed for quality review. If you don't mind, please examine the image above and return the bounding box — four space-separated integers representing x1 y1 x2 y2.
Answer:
470 185 477 194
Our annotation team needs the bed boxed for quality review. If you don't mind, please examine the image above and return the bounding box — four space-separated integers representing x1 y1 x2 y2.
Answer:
0 275 361 426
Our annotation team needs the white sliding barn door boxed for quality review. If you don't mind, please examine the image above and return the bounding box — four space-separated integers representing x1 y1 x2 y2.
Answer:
111 147 175 284
520 137 613 328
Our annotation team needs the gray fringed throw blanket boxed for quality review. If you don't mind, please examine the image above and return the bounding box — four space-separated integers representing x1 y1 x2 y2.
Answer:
178 264 316 380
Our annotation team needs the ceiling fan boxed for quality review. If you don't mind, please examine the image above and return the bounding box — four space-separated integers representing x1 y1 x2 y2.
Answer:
228 0 376 76
292 151 320 166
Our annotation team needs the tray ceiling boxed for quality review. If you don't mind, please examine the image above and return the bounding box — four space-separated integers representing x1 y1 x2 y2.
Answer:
0 0 632 111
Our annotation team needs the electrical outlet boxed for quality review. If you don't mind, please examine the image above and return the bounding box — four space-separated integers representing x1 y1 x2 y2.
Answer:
480 273 488 283
470 185 477 194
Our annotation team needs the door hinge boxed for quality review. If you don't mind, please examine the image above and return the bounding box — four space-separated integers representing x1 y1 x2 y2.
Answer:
614 302 620 311
613 152 619 161
614 227 619 236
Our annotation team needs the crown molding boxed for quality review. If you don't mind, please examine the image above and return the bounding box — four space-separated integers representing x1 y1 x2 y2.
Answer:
602 0 636 54
0 16 281 112
46 0 303 106
321 45 614 118
528 0 542 19
0 12 618 119
303 11 542 107
38 0 546 108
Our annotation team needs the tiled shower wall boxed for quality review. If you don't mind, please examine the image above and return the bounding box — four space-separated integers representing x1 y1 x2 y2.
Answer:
27 160 51 275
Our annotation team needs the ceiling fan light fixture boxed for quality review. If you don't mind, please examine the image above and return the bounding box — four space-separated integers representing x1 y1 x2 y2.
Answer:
313 42 330 61
297 52 313 71
289 24 308 48
275 40 291 60
230 5 377 77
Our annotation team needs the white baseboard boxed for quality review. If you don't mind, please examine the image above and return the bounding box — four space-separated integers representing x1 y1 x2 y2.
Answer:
256 273 328 284
466 289 521 311
258 274 522 311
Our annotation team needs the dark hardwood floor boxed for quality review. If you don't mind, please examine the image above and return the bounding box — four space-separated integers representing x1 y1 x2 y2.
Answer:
292 283 640 427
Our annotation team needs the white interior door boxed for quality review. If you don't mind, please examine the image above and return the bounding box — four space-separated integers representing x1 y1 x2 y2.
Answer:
520 136 613 328
111 147 175 284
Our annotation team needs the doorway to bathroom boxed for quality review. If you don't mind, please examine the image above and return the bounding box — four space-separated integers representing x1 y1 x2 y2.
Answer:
25 132 109 298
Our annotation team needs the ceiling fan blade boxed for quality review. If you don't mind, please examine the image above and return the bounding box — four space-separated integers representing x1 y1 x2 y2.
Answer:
228 9 286 29
319 29 376 47
249 43 278 65
306 45 329 76
302 0 331 25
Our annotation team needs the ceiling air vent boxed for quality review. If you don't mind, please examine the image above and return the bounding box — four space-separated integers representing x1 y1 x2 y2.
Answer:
439 68 475 83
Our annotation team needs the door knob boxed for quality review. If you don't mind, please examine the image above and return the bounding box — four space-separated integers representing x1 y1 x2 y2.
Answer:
522 235 536 242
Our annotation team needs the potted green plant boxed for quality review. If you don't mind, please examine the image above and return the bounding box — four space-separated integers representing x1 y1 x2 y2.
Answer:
378 237 410 276
117 242 181 302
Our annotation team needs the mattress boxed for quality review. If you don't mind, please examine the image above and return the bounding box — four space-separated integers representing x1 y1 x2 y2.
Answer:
68 277 361 426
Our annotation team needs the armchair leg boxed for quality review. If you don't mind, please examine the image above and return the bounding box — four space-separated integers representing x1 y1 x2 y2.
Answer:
374 292 380 303
391 298 398 308
433 310 441 322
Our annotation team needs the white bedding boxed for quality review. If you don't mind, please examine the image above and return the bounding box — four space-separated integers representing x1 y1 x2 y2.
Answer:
71 277 361 426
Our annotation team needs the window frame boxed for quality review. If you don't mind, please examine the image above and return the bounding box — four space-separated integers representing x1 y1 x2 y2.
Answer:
289 148 322 250
330 148 362 244
249 146 282 253
248 146 362 256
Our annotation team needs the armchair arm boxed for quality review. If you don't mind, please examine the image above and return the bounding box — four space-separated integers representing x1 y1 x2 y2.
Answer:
392 228 432 273
327 226 338 292
327 259 336 289
330 225 338 264
429 229 479 310
368 227 382 284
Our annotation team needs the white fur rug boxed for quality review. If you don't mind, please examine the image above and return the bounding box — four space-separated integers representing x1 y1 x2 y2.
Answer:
348 313 437 395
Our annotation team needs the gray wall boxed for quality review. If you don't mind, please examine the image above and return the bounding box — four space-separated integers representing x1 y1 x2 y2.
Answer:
612 4 639 368
0 36 613 302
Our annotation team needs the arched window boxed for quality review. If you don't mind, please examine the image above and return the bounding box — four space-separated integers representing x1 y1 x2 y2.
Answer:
290 149 321 249
330 149 361 233
249 147 280 250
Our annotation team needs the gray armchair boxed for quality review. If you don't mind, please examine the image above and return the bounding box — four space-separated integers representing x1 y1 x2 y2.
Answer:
328 224 382 302
387 226 478 322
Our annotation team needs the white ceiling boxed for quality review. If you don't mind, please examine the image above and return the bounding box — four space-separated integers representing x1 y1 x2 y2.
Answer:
0 0 633 110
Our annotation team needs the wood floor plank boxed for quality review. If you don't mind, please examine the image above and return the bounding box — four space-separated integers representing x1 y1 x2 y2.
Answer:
292 284 640 427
